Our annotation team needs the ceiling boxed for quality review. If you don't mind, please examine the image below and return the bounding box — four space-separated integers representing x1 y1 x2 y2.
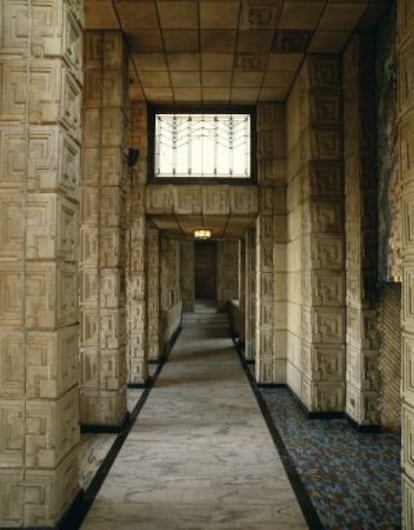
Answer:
149 213 256 239
85 0 390 105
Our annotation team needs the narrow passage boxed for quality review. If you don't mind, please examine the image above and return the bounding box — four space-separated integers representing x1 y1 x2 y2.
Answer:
81 311 307 529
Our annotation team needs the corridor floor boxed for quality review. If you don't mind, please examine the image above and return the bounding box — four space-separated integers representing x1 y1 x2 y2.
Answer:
81 323 307 529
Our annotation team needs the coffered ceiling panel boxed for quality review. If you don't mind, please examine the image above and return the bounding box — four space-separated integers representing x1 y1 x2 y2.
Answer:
85 0 391 105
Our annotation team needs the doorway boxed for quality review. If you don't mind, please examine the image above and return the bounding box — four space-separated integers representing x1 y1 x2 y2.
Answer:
195 241 217 300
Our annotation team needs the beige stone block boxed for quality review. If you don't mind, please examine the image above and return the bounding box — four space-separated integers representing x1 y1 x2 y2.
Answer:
0 126 26 189
312 271 345 306
26 194 78 261
80 347 99 387
28 60 81 133
311 200 343 233
403 334 414 403
32 3 83 81
259 242 273 273
80 308 99 346
100 350 126 391
312 382 345 411
273 215 287 242
273 330 287 359
0 399 24 467
24 447 79 527
100 228 122 268
0 192 23 261
308 56 341 89
403 474 414 530
0 330 24 398
100 309 127 350
256 328 273 356
230 186 258 215
173 186 202 215
202 186 230 215
80 387 126 426
28 126 80 200
273 244 287 273
400 116 414 183
146 185 174 214
81 187 99 225
398 0 414 49
27 326 78 399
255 355 273 383
0 262 23 326
84 108 101 147
403 403 414 481
79 265 98 306
313 308 345 344
25 387 79 468
0 60 27 122
403 265 414 328
274 272 287 301
312 345 345 382
101 108 125 147
0 469 23 527
310 126 342 160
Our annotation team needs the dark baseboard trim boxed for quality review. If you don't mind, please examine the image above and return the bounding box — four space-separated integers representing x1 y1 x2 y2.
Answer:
127 377 152 389
148 359 160 365
346 414 381 433
59 329 181 529
80 412 130 434
230 334 324 530
258 383 287 389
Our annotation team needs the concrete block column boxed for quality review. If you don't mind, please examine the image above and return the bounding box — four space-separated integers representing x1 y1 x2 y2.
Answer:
80 31 128 427
0 0 83 526
147 226 160 361
344 36 380 425
126 103 149 384
398 0 414 525
244 229 257 361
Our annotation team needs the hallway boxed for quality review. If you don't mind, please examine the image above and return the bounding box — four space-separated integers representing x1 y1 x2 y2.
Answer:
81 315 307 529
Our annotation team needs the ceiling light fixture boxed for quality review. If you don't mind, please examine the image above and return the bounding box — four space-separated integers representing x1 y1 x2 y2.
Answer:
194 229 211 240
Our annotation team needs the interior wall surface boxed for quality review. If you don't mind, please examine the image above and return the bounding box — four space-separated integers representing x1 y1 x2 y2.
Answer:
180 240 195 312
0 1 83 526
80 31 128 427
398 0 414 524
216 240 239 310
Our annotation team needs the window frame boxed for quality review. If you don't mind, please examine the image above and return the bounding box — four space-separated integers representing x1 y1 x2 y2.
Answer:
147 104 257 185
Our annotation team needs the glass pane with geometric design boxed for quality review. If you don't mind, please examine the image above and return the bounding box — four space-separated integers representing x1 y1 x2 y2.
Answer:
154 113 251 178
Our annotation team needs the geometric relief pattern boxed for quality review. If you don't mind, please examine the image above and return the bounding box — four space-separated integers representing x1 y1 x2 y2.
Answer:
79 31 128 425
401 0 414 522
0 0 82 527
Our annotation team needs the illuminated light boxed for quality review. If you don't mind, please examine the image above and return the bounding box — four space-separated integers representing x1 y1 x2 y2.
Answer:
194 229 211 240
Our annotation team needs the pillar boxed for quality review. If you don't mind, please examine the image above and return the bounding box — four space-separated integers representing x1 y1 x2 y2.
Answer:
147 225 160 361
244 229 256 361
80 31 128 427
302 56 346 412
160 235 182 351
126 103 149 385
344 35 379 425
238 239 246 343
217 240 239 310
255 103 287 383
398 0 414 525
0 0 82 526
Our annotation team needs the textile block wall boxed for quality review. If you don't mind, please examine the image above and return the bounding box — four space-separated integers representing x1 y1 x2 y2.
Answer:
0 0 83 526
80 31 128 426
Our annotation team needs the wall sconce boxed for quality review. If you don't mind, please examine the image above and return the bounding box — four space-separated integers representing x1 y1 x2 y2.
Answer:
194 229 211 240
126 148 140 168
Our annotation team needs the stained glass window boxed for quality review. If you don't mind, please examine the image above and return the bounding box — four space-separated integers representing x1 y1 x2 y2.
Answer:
154 113 251 178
